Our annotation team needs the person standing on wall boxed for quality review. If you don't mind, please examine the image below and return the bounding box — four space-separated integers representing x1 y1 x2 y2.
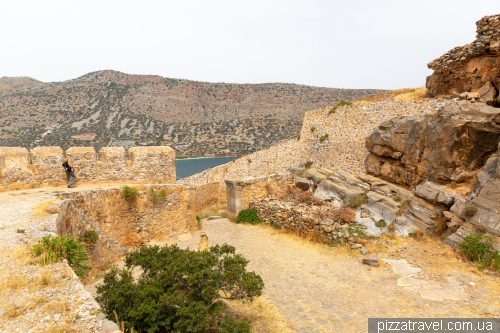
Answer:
63 152 76 188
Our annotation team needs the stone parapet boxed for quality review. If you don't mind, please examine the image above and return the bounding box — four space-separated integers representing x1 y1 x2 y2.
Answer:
0 145 175 190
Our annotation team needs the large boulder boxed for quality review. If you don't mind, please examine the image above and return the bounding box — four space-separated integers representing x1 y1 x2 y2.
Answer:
426 14 500 99
365 111 500 187
295 177 312 191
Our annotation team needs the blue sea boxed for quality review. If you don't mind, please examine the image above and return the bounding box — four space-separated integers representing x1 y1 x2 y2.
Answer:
176 157 239 180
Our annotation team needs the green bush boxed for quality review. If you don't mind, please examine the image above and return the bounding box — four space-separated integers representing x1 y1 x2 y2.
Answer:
96 244 264 333
16 229 25 233
329 101 352 114
319 134 329 142
459 234 499 271
235 209 262 225
150 188 167 204
121 186 138 200
464 205 478 217
310 126 315 132
297 134 300 141
304 161 311 169
269 219 281 229
375 220 387 228
29 234 91 278
82 230 99 245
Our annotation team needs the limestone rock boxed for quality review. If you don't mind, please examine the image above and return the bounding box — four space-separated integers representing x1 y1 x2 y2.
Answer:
289 166 305 175
295 177 311 191
362 254 379 267
313 179 365 206
305 169 328 186
477 82 497 105
199 232 208 251
101 319 120 333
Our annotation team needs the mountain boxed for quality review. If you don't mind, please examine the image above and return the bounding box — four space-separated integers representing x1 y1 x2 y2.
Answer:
0 70 384 156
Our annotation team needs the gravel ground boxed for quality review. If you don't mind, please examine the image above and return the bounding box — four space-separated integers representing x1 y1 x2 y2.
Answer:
0 189 119 333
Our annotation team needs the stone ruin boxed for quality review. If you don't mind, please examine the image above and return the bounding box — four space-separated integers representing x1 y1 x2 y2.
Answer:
0 145 176 190
427 14 500 104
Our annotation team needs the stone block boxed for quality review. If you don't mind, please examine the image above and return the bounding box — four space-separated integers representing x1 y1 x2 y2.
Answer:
314 179 365 205
295 177 311 191
98 147 127 163
30 146 64 165
0 147 30 168
65 147 97 163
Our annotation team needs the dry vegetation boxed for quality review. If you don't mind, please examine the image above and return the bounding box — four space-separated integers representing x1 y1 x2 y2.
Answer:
353 87 428 105
280 187 326 206
32 198 57 216
312 207 356 224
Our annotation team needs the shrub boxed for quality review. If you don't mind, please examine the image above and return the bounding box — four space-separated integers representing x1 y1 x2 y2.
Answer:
319 134 329 142
247 159 251 163
313 207 356 224
121 186 138 200
297 134 300 141
96 244 264 332
280 187 326 207
329 101 353 114
304 161 311 169
375 220 387 228
269 219 281 229
459 234 499 271
16 229 25 233
236 208 262 225
150 188 167 204
29 234 91 278
347 194 367 209
396 199 412 216
82 230 99 245
310 126 315 132
464 204 478 217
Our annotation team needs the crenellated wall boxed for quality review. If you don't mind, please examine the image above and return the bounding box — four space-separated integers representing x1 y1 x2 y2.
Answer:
0 146 175 190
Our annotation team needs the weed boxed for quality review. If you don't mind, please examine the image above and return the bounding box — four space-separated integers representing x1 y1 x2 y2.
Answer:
269 219 281 229
82 231 99 251
376 220 387 228
459 234 499 271
310 126 315 132
313 207 356 224
248 159 252 163
396 199 412 216
150 188 167 204
29 234 91 278
16 229 25 233
121 185 138 200
393 196 401 203
380 126 391 132
32 198 56 216
319 134 329 142
236 208 262 225
304 161 311 169
5 302 26 318
297 134 300 140
280 187 326 206
347 194 367 209
464 204 478 217
196 215 202 228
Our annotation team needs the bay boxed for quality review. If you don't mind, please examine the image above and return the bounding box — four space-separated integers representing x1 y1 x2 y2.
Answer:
176 157 239 180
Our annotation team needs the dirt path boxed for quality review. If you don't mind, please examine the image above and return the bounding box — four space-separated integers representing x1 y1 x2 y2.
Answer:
175 219 500 333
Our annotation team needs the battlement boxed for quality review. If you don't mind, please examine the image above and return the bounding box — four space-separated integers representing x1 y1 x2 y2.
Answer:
0 146 175 190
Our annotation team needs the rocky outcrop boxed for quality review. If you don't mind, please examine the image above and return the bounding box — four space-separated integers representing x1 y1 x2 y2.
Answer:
365 101 500 187
427 14 500 102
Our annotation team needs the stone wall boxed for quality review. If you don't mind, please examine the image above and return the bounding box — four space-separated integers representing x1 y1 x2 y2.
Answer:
0 146 175 190
224 173 294 218
179 140 298 186
294 100 448 175
56 184 198 265
427 14 500 100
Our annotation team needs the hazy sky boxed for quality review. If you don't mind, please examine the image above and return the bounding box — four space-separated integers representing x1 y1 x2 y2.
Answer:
1 1 498 89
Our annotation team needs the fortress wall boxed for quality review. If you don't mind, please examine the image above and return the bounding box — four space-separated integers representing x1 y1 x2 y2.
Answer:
0 146 176 190
179 139 298 186
295 99 449 175
57 184 198 265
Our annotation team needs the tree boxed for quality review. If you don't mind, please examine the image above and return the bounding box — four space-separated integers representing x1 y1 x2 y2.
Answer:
96 243 264 333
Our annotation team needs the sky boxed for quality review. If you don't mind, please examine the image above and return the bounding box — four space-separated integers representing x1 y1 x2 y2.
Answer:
1 0 498 89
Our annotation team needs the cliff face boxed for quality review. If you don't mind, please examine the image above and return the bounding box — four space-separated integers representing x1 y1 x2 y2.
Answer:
0 70 383 156
426 14 500 103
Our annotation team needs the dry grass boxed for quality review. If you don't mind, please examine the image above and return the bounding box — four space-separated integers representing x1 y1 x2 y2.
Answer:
353 87 427 105
198 202 228 220
312 207 356 224
393 87 427 101
1 274 28 292
280 187 326 206
32 198 57 216
224 296 295 333
5 302 27 318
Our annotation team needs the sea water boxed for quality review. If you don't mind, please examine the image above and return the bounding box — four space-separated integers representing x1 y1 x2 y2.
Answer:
175 157 239 180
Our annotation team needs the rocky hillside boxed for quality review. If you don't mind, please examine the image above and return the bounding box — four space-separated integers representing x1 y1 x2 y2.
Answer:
0 70 384 156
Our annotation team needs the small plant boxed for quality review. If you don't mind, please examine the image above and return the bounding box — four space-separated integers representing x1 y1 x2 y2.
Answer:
248 159 252 163
16 229 25 233
464 204 478 217
347 194 367 209
121 186 138 200
270 219 281 229
393 196 401 203
396 199 412 216
328 107 335 114
29 234 91 278
297 134 301 140
319 134 329 142
82 230 99 246
304 161 311 168
235 208 262 225
150 188 167 204
380 126 391 132
375 220 387 228
265 146 270 149
459 234 499 271
196 215 202 228
310 126 316 132
329 101 353 114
